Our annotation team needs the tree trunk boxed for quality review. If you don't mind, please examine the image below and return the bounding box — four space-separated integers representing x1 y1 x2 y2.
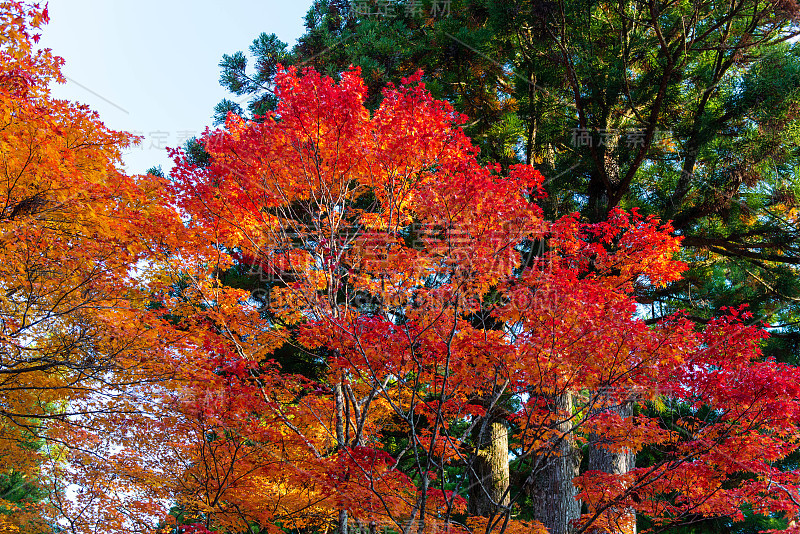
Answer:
334 380 349 534
468 418 510 516
527 391 581 534
586 395 636 534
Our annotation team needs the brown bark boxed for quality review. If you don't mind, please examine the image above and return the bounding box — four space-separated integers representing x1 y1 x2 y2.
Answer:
334 380 349 534
468 419 510 517
586 396 636 534
527 392 581 534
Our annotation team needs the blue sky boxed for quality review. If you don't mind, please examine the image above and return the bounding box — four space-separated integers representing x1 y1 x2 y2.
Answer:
39 1 313 174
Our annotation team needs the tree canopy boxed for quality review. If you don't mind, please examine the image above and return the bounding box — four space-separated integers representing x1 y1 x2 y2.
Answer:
216 0 800 359
161 65 800 534
4 2 800 534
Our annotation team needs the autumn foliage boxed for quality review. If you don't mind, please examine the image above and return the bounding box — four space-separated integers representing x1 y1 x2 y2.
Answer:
161 64 800 534
5 3 800 534
0 2 188 532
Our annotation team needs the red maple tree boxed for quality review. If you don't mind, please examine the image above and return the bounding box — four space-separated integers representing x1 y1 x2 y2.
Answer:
157 65 800 534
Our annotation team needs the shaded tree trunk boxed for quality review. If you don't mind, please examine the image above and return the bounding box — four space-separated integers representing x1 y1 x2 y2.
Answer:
527 391 581 534
334 380 349 534
468 418 510 517
587 395 636 534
